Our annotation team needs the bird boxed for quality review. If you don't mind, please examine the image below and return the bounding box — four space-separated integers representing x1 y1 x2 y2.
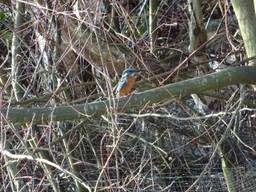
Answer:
114 68 139 97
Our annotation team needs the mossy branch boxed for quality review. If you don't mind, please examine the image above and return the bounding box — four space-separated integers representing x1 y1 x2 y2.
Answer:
1 66 256 123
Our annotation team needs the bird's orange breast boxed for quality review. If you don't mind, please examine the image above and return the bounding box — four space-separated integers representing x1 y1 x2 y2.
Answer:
118 76 136 96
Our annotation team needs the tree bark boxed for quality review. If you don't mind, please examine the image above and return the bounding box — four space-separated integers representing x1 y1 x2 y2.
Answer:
232 0 256 65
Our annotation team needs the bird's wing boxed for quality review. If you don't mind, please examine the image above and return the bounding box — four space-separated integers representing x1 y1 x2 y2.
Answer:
114 75 128 95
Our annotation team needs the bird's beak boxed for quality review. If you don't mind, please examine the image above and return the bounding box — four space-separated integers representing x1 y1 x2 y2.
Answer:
134 69 144 77
135 69 145 73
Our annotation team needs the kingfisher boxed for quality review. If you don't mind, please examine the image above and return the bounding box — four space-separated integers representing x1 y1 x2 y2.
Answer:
114 68 140 97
